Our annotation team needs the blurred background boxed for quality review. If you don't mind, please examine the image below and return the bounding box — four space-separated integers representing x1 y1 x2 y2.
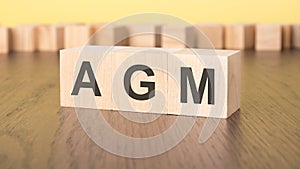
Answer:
0 1 300 169
0 0 299 26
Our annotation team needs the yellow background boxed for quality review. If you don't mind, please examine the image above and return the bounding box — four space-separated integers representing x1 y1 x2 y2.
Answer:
0 0 299 26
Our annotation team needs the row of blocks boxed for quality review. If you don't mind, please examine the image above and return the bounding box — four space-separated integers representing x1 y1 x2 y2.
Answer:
1 23 300 53
60 46 240 118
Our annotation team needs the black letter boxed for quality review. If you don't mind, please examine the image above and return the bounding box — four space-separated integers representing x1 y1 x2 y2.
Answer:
180 68 214 104
124 65 155 100
71 61 101 96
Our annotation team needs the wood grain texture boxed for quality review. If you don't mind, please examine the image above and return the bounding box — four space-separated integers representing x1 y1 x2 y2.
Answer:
61 46 240 118
255 24 282 51
0 51 299 169
89 22 106 35
292 24 300 49
60 46 113 110
110 47 168 113
64 25 92 48
128 24 161 47
37 25 64 52
167 48 240 118
89 25 129 46
11 25 37 52
0 27 9 54
196 23 224 49
161 25 196 48
225 24 255 50
282 24 292 50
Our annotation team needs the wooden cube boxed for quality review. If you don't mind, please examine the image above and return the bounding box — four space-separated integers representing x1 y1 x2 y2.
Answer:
90 25 129 46
11 25 37 52
64 25 92 48
167 49 240 118
255 24 282 51
225 24 255 50
0 27 9 54
282 24 292 50
128 24 161 47
90 23 106 35
161 25 196 48
292 24 300 49
60 46 113 110
196 23 224 49
37 25 64 52
110 47 168 113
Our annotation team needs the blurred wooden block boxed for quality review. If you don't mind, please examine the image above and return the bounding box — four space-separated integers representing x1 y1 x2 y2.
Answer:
292 24 300 49
0 27 9 54
128 24 161 47
282 24 292 50
161 25 196 48
167 49 240 118
64 25 92 48
60 46 113 110
90 25 129 46
11 25 37 52
225 24 255 50
196 23 224 49
37 25 64 52
111 47 168 113
90 23 106 34
255 24 282 51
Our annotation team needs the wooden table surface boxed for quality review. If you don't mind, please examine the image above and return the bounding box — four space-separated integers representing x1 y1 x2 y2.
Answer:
0 50 299 169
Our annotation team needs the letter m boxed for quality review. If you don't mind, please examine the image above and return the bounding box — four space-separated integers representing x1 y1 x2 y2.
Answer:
180 67 214 104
